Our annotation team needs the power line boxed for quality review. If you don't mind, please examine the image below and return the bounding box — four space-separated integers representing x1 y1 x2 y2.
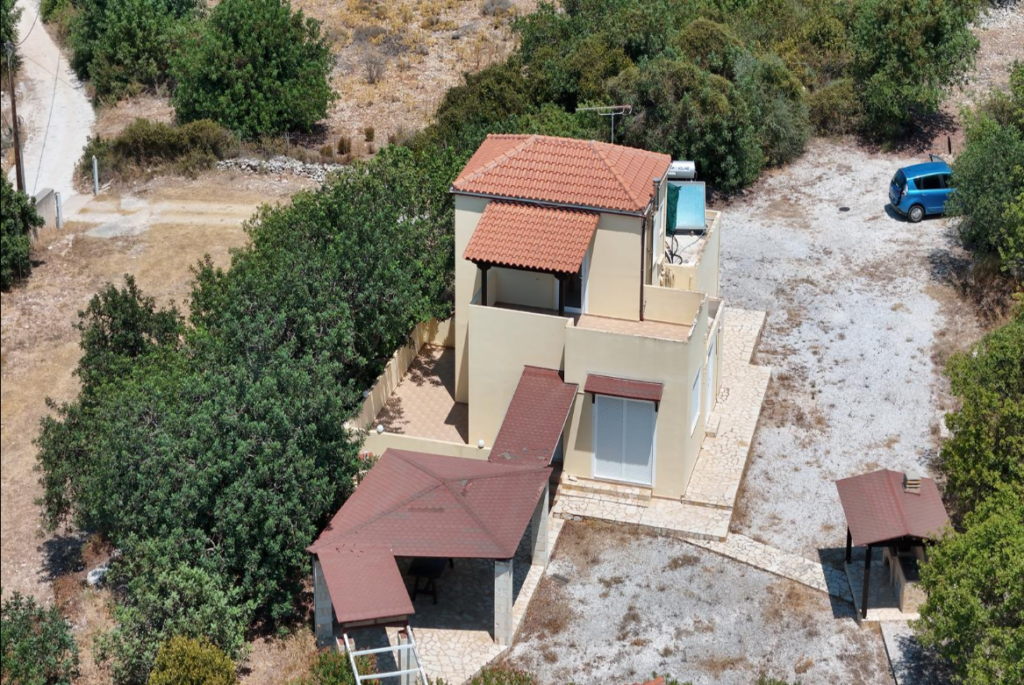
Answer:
33 51 61 195
16 11 41 48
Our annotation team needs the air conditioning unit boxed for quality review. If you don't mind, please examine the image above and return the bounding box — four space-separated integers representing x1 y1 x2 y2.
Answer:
667 160 697 181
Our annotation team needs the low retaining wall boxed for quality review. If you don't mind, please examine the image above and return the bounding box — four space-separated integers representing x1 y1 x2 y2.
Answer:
361 430 490 462
348 319 454 431
33 188 61 230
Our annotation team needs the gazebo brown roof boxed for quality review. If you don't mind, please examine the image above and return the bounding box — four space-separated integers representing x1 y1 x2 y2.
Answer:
308 449 550 625
836 469 949 547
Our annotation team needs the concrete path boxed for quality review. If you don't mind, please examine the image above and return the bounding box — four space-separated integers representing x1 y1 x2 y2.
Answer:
9 0 95 200
686 533 852 601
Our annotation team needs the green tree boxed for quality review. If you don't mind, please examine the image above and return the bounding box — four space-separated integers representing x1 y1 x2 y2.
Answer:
148 638 235 685
610 57 764 191
940 304 1024 518
948 63 1024 277
1 0 21 70
169 0 336 138
68 0 201 99
851 0 981 139
916 486 1024 685
98 538 250 685
735 52 810 166
1 592 80 685
1 177 44 290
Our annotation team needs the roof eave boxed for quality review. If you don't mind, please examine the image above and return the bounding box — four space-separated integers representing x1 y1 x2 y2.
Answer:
449 188 648 218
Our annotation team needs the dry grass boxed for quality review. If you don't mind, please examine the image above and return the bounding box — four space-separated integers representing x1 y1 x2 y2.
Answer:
518 575 576 639
699 655 752 677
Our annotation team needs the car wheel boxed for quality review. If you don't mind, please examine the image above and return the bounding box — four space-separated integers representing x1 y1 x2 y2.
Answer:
908 205 925 223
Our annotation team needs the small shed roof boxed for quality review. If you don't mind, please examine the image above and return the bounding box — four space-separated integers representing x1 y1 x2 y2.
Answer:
317 544 414 624
490 366 577 466
836 470 950 547
463 200 599 274
584 374 664 404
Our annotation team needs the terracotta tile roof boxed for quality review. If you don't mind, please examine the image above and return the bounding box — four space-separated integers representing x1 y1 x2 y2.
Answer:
584 374 664 404
463 200 599 274
453 134 672 213
836 470 950 547
309 450 551 624
490 367 578 466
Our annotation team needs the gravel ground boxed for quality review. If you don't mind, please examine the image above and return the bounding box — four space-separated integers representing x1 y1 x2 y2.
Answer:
506 522 891 685
718 138 983 559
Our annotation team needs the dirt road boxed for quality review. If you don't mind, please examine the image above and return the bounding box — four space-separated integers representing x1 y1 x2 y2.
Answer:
0 177 302 603
8 0 95 200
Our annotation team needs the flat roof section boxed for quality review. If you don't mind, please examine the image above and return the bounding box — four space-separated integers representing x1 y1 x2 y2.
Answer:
578 314 692 343
490 367 578 466
375 346 468 444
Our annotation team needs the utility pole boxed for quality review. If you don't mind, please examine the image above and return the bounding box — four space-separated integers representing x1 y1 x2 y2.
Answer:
4 42 26 193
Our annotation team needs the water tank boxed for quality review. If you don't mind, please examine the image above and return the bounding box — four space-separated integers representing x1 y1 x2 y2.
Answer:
667 160 697 180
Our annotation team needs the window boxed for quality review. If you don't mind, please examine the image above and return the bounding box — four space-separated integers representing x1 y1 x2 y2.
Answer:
918 175 942 190
564 250 589 314
893 170 907 190
690 369 702 435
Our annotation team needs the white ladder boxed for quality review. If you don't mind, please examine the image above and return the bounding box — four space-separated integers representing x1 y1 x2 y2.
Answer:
340 626 430 685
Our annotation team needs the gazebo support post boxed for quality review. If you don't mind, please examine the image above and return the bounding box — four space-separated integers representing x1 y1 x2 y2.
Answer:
494 558 514 646
531 483 550 567
861 544 873 620
846 528 853 564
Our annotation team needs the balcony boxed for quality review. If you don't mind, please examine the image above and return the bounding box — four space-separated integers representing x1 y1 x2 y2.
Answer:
660 210 722 297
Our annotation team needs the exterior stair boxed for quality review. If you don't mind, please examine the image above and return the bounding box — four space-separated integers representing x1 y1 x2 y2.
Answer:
556 475 652 508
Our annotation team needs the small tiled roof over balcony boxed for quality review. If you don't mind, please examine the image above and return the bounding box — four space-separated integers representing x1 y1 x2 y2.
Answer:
452 134 672 214
463 200 599 274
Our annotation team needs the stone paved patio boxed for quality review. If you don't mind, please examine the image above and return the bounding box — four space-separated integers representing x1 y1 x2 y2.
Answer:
345 520 564 685
845 548 919 622
552 307 770 542
375 346 469 444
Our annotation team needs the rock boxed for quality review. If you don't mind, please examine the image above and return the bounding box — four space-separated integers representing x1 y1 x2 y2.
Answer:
87 564 109 587
216 156 348 183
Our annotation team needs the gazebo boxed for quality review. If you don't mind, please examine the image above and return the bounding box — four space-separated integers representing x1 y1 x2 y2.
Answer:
835 469 950 620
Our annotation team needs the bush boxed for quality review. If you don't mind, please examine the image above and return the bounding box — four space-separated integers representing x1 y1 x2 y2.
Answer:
851 0 981 139
916 485 1024 685
170 0 337 138
677 19 744 80
148 637 236 685
610 57 764 191
808 78 862 135
68 0 201 100
82 119 237 182
948 65 1024 277
940 305 1023 517
97 538 250 685
1 592 80 685
735 52 810 166
289 650 378 685
481 0 513 17
1 177 44 291
436 666 537 685
1 0 21 70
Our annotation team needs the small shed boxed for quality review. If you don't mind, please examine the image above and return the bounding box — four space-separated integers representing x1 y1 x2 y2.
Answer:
836 469 949 619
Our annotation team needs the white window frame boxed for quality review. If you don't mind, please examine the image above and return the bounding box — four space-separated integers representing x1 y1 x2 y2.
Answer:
592 395 657 487
690 368 702 436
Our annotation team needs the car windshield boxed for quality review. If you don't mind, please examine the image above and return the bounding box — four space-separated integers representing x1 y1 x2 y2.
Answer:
893 170 907 190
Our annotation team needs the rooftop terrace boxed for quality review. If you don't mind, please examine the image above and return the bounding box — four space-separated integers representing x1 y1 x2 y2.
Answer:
374 346 468 444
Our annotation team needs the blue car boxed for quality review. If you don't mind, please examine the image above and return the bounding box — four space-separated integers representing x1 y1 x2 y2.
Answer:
889 158 953 223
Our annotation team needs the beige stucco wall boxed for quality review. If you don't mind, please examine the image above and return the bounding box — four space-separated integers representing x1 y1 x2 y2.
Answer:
361 430 491 461
454 195 491 402
644 286 705 327
587 212 643 320
561 299 709 499
467 303 573 446
661 211 721 297
494 267 558 310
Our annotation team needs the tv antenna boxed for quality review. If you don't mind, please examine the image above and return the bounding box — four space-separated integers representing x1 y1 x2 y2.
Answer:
575 105 633 143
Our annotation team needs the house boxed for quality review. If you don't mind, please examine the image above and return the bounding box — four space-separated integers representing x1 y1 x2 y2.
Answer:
451 134 723 499
311 135 727 667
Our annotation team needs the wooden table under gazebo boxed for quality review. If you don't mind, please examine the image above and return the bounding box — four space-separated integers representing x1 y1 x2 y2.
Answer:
835 469 950 621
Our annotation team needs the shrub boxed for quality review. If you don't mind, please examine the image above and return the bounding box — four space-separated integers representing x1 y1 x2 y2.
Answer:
290 650 378 685
481 0 513 17
677 19 744 80
1 591 80 685
808 78 862 135
735 52 810 166
68 0 201 100
1 177 44 291
148 637 236 685
364 126 375 143
39 0 76 43
435 666 537 685
610 57 764 191
851 0 981 139
916 485 1024 685
337 137 352 156
97 538 251 685
940 305 1024 517
948 64 1024 277
82 119 237 182
1 0 21 70
170 0 337 138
